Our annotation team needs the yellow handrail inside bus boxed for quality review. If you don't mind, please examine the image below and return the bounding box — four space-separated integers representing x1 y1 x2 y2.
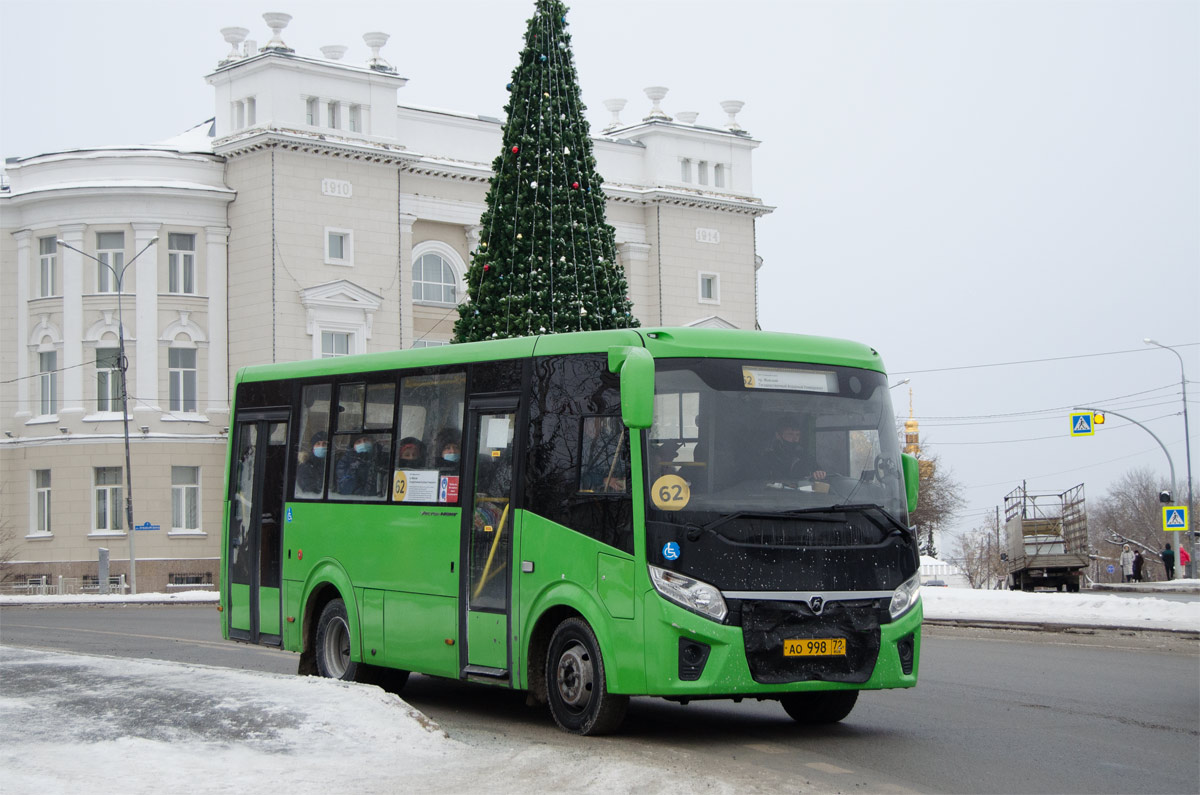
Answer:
473 502 510 600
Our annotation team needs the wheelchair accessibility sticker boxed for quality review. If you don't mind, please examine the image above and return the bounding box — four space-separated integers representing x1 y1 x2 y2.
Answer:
662 541 681 561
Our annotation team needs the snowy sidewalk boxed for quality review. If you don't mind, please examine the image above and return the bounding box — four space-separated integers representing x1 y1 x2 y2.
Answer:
1 645 743 795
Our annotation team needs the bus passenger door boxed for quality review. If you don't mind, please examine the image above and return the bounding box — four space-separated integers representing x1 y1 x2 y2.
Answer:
460 402 519 679
227 412 289 646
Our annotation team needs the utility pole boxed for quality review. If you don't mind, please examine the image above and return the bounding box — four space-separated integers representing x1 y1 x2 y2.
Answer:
56 236 158 594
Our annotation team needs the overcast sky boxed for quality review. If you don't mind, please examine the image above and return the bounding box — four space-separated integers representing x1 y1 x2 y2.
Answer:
2 0 1196 544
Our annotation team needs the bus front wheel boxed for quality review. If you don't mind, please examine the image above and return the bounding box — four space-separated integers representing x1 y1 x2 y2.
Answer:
780 690 859 724
546 617 628 735
315 598 358 681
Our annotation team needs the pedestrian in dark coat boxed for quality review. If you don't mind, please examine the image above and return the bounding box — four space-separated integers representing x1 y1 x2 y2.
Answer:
1161 544 1176 580
1132 550 1144 582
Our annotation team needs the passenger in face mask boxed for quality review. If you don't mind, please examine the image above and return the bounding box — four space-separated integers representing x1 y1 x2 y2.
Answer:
433 428 462 471
296 431 329 496
336 434 383 497
762 417 826 485
396 436 426 468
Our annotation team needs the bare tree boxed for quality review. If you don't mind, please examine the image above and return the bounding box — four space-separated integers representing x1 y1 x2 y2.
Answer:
1088 467 1197 582
953 512 1006 589
909 451 965 558
0 514 18 585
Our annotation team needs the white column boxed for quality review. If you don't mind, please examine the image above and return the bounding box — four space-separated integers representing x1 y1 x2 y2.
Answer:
205 226 230 414
13 231 32 420
399 213 417 348
58 224 86 421
617 241 652 325
132 223 161 417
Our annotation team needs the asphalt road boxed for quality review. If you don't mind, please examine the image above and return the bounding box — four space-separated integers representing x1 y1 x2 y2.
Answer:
1 605 1196 794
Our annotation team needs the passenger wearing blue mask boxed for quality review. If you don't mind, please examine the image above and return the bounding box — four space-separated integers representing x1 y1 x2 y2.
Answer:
337 434 383 497
434 428 462 472
296 431 329 496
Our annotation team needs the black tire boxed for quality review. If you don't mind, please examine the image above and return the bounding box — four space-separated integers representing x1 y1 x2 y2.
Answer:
355 663 410 693
546 617 628 735
314 598 357 681
781 690 859 725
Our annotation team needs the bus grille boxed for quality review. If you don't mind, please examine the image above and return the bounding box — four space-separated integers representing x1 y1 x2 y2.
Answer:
741 600 880 685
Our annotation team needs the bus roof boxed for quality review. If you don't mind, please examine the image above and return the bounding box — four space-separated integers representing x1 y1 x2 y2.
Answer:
234 327 885 385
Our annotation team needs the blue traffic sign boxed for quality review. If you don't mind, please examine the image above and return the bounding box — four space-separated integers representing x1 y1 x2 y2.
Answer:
1069 412 1094 436
1163 506 1188 532
1106 564 1115 574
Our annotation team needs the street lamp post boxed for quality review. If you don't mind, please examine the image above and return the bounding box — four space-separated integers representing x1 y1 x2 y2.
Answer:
57 236 158 594
1144 338 1194 579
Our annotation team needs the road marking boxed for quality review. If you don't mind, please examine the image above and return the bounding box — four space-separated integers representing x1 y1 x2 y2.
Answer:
744 742 789 754
806 762 853 774
0 623 290 656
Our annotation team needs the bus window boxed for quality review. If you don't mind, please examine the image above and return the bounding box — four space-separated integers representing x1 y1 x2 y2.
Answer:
294 383 332 498
395 370 466 504
329 381 394 502
579 416 629 493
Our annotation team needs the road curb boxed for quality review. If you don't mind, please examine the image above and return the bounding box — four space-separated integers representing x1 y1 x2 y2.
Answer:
923 618 1199 640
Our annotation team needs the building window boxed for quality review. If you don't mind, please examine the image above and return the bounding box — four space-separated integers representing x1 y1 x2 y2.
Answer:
168 233 196 294
168 572 213 587
38 237 57 298
321 331 353 358
327 100 340 129
413 252 457 305
172 466 200 532
697 161 709 186
94 466 124 532
34 470 52 536
349 104 362 132
96 347 121 412
714 163 726 188
680 158 692 183
325 228 353 266
412 339 449 349
699 272 720 304
306 96 319 125
168 347 198 412
38 351 57 416
96 232 124 294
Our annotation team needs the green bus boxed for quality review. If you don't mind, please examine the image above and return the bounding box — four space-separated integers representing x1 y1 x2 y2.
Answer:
221 327 922 734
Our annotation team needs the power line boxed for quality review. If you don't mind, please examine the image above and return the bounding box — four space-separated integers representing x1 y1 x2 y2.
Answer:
891 342 1199 376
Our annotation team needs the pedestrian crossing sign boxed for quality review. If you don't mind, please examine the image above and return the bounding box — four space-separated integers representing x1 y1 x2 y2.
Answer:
1162 506 1188 532
1069 412 1094 436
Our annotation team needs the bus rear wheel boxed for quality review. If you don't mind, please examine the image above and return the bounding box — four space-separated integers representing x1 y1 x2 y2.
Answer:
780 690 859 724
315 598 357 681
546 618 628 735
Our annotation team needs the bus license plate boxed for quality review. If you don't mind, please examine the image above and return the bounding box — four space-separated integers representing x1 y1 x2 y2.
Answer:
784 638 846 657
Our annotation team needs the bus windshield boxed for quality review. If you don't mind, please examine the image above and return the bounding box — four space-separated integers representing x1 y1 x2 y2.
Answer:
646 358 908 525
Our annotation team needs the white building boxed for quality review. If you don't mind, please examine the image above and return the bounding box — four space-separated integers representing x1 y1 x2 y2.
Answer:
0 14 772 592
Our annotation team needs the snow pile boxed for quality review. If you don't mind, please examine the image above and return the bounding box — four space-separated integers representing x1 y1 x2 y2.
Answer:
0 647 741 794
921 586 1199 631
0 589 220 605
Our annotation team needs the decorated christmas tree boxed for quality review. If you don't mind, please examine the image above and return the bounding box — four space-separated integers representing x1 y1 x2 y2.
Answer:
453 0 639 343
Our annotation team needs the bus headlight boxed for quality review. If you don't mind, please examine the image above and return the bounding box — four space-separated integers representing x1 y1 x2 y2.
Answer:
888 573 921 620
649 565 728 622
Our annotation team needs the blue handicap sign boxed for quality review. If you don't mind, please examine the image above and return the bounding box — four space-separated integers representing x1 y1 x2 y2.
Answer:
286 507 293 523
662 541 681 561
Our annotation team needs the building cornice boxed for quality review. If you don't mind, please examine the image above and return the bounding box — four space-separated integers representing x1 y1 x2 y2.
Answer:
213 126 421 165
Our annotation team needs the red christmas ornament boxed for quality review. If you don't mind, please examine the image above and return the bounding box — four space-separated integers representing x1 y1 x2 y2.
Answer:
511 145 519 154
572 181 580 189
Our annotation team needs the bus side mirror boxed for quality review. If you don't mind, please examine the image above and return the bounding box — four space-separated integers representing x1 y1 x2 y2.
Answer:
901 453 919 513
609 346 654 429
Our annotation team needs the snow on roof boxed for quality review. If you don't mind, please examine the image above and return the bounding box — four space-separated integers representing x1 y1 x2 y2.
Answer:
154 118 216 152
